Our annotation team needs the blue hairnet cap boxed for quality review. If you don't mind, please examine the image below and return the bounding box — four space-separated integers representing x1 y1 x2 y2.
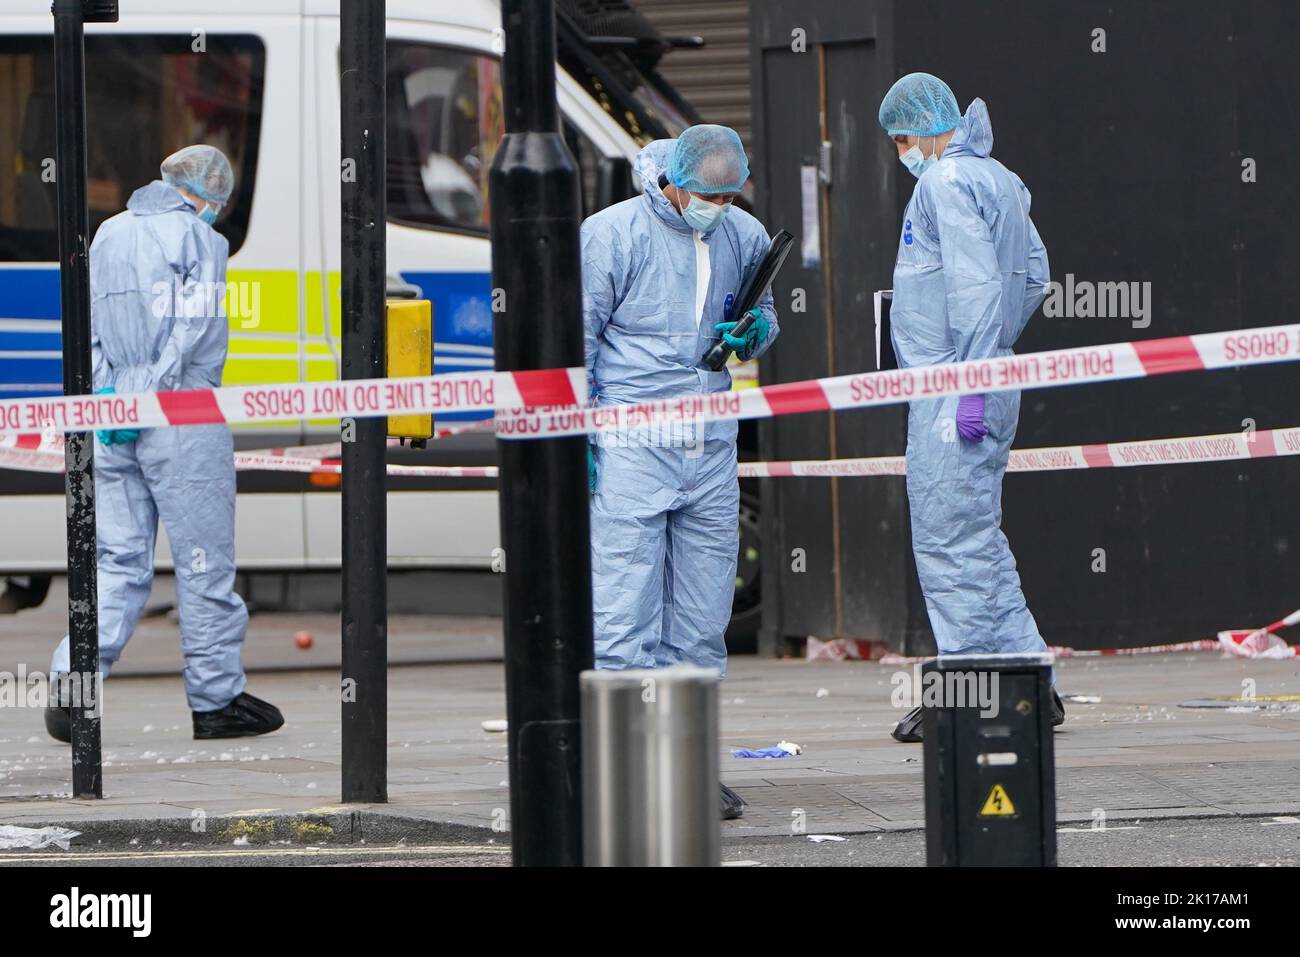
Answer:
160 145 235 204
878 73 960 137
668 125 749 194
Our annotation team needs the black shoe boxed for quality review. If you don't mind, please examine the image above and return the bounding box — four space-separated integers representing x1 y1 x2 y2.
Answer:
720 782 747 820
1051 689 1066 727
893 695 1061 742
193 692 284 740
44 703 71 743
891 706 924 743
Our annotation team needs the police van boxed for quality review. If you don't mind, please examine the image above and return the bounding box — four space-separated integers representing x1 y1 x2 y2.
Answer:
0 0 763 637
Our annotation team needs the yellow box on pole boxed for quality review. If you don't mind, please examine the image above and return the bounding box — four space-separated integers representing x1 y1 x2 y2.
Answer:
385 298 433 445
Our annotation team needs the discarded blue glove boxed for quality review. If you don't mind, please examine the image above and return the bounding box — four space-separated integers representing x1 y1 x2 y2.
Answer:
731 746 795 759
714 308 769 360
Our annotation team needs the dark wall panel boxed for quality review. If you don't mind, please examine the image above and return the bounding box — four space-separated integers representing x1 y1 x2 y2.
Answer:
755 0 1300 651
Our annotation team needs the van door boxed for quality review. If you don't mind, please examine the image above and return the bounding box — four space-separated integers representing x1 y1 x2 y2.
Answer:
307 14 505 569
205 14 310 571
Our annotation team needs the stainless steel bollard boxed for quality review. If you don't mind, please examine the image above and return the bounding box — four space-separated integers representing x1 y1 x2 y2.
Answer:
581 666 721 866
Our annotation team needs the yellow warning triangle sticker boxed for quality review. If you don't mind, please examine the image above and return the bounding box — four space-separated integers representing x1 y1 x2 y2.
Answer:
979 783 1017 817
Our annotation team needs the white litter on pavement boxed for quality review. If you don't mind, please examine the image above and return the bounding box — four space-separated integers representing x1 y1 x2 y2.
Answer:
807 834 846 843
481 719 508 733
0 824 81 850
777 740 803 755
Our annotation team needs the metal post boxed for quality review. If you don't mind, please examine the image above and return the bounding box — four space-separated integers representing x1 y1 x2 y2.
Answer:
53 0 111 799
489 0 593 866
339 0 387 803
923 653 1057 866
582 668 721 867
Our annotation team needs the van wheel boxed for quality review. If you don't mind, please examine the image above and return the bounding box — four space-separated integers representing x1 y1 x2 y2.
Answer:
725 493 761 654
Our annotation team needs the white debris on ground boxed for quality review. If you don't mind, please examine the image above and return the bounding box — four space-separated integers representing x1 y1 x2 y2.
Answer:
0 824 81 851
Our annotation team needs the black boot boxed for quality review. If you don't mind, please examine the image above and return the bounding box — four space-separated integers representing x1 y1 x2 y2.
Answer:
43 675 73 744
891 705 924 743
193 692 285 740
44 701 71 743
720 782 747 820
1051 689 1066 727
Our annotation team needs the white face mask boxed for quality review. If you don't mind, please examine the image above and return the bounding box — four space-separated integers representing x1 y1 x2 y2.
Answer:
899 136 939 178
675 191 731 233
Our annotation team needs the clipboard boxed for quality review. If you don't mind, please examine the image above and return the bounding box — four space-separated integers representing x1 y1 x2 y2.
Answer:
874 289 898 371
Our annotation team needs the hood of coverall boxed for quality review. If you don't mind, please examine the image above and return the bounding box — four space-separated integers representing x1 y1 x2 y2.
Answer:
125 180 200 217
633 139 696 234
938 98 994 161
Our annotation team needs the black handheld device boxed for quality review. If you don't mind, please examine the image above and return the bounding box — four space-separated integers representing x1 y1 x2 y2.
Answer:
702 229 794 371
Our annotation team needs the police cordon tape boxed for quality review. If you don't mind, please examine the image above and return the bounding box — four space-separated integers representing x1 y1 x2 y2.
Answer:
0 323 1298 437
740 425 1300 477
217 422 1300 478
0 419 497 476
492 323 1300 439
0 367 585 434
3 423 1298 480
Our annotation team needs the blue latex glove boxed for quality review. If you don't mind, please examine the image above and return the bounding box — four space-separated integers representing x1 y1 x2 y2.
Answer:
732 746 795 759
955 394 987 443
94 387 140 446
587 445 597 495
713 308 769 360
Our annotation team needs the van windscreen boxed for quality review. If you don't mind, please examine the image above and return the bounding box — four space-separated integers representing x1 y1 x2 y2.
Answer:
0 34 266 261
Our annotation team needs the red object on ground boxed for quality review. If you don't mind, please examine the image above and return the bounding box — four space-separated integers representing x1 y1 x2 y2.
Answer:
294 630 314 650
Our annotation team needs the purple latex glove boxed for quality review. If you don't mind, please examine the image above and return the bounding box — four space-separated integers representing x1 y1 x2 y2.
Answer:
955 394 987 443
